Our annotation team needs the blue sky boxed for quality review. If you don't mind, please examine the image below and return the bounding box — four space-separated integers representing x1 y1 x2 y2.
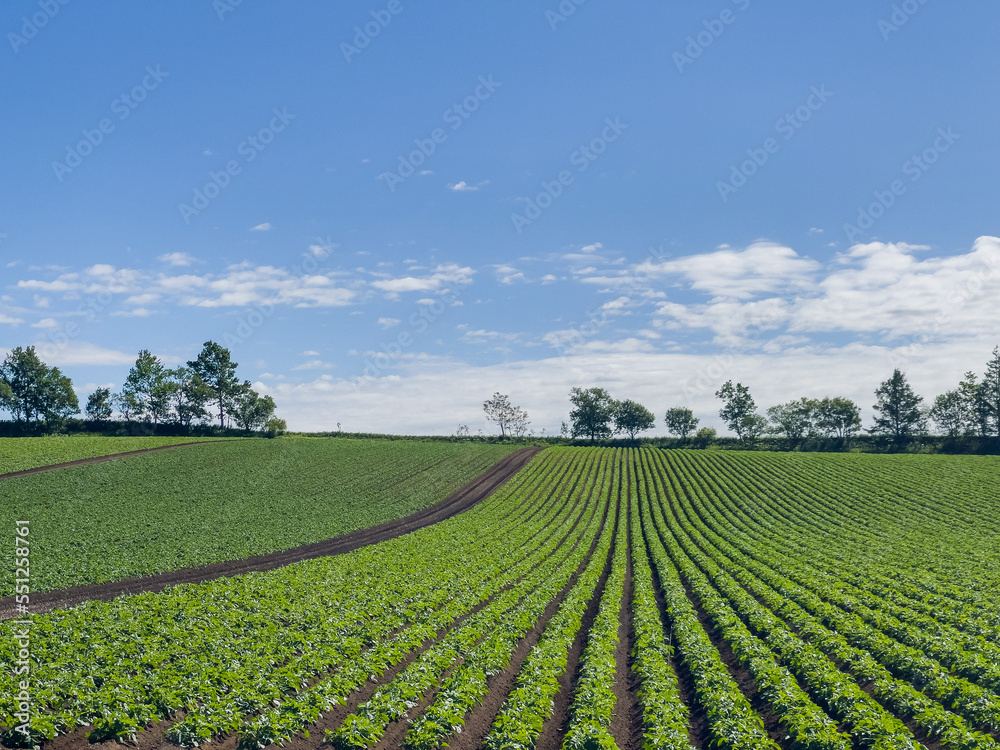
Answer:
2 1 998 434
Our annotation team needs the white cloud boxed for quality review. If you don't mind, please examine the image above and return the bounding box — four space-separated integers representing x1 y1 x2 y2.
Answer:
158 252 195 267
494 264 526 285
31 341 138 367
378 317 401 329
370 263 474 295
292 359 335 371
448 181 478 192
302 350 321 356
251 222 273 232
31 318 60 329
0 314 25 325
581 243 603 253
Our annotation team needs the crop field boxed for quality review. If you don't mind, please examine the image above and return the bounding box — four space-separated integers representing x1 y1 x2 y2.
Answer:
0 436 223 476
0 438 518 595
3 446 1000 750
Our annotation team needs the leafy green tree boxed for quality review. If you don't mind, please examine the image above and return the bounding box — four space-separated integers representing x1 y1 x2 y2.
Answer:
265 417 287 437
766 398 816 441
982 346 1000 436
694 426 717 447
121 349 169 424
814 397 862 439
114 390 141 422
0 346 50 422
233 387 277 431
929 390 966 437
872 369 926 443
958 371 989 437
715 380 763 443
85 387 114 421
569 387 616 441
188 341 242 427
168 367 211 427
0 346 77 423
614 399 656 441
664 407 699 439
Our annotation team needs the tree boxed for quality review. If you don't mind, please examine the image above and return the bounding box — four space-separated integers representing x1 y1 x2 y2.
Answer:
483 392 529 438
569 387 616 441
233 387 276 431
929 390 966 437
982 347 1000 436
265 417 287 437
766 398 816 441
188 341 242 427
168 367 211 427
715 380 763 443
0 346 77 423
694 426 717 447
85 387 114 421
614 399 656 441
664 407 699 439
0 346 50 422
814 397 862 439
121 349 169 424
871 369 926 443
959 371 990 437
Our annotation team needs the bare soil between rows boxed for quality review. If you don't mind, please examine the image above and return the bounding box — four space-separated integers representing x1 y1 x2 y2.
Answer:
0 446 544 620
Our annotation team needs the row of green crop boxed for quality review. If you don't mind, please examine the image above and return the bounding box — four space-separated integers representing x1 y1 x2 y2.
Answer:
683 450 1000 643
323 451 610 750
626 449 693 750
0 447 573 746
670 451 1000 687
705 451 1000 614
402 450 614 750
669 449 1000 731
483 449 620 750
658 449 997 749
645 450 917 750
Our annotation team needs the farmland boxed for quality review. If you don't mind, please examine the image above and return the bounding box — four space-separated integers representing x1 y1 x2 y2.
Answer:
0 436 222 476
2 446 1000 750
0 438 518 595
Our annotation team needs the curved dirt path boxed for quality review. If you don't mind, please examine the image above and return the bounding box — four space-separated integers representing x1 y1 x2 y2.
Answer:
0 446 544 620
0 440 226 481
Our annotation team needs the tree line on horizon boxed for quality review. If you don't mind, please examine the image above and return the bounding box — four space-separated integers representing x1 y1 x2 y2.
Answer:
478 346 1000 447
0 341 284 433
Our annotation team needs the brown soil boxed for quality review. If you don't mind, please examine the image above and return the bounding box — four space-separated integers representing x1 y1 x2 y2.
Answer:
0 446 544 621
609 488 643 750
534 454 622 750
449 453 613 750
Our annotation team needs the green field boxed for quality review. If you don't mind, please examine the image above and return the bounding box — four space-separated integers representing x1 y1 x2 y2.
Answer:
0 438 517 594
0 436 222 475
3 446 999 750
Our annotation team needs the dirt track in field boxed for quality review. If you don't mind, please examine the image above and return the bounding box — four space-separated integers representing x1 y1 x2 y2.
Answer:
0 446 544 620
0 441 227 481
